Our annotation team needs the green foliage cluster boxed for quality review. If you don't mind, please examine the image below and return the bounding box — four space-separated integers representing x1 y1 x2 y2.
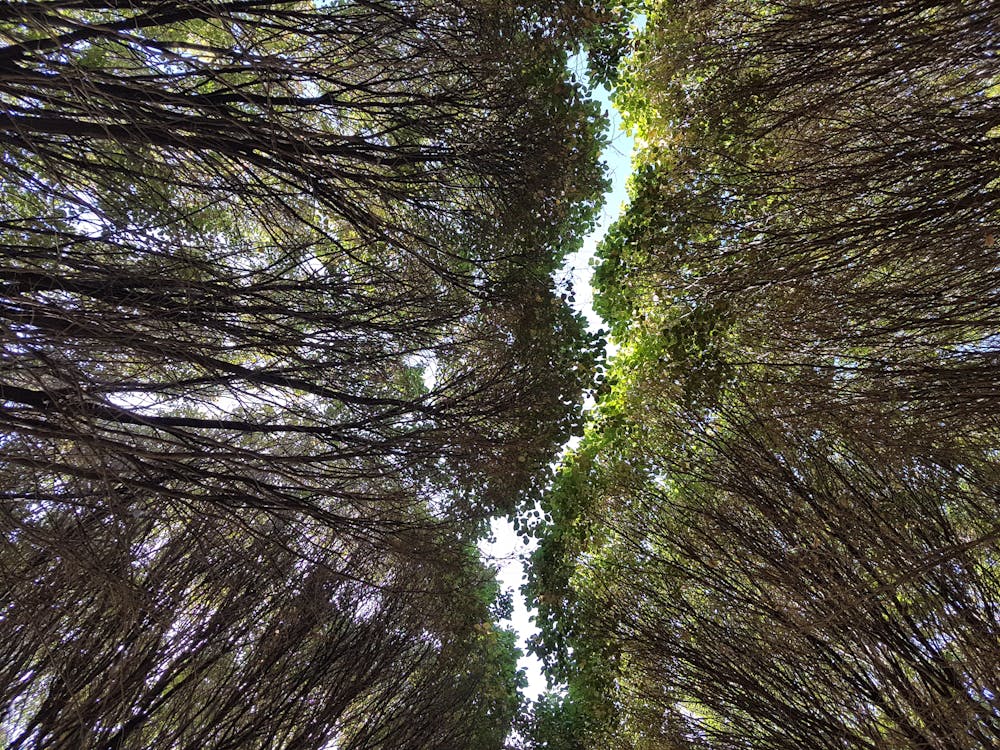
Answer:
528 1 1000 748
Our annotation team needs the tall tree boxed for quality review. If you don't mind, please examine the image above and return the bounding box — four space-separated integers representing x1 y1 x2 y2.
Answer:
0 1 608 747
528 1 1000 748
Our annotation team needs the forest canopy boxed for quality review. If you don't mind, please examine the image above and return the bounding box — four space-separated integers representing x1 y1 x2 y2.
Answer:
4 1 1000 749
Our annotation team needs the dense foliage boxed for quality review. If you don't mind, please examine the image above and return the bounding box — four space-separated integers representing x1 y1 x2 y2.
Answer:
528 2 1000 749
0 2 609 747
9 2 999 747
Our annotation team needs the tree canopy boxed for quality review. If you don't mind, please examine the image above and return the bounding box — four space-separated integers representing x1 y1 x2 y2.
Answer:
527 2 1000 749
0 2 610 747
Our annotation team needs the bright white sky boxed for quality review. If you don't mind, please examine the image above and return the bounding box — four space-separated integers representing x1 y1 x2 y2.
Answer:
478 69 635 699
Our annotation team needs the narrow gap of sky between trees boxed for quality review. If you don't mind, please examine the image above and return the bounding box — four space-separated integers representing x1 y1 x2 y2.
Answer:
478 53 636 700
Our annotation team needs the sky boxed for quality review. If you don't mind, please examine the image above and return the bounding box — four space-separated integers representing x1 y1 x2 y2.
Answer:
478 71 635 700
